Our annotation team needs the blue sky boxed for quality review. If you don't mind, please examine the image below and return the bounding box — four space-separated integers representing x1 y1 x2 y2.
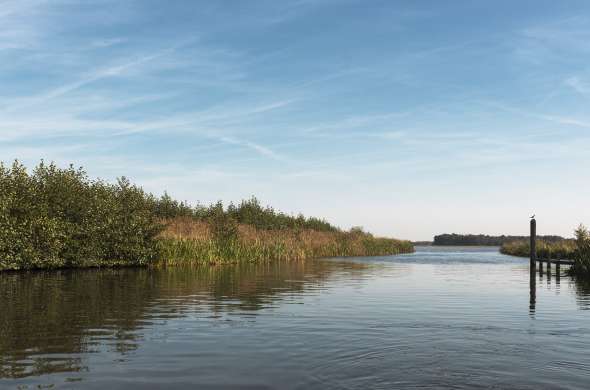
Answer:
1 0 590 240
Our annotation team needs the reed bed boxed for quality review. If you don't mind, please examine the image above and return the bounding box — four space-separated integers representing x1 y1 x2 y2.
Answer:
156 218 414 266
500 240 577 260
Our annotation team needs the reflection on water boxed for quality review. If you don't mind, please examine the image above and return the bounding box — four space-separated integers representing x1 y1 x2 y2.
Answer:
1 247 590 389
0 260 372 381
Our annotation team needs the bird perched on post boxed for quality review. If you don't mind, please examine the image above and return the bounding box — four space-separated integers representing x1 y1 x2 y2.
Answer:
530 214 535 219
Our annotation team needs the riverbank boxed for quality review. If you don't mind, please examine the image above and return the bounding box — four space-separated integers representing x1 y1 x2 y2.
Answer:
0 161 413 272
500 225 590 278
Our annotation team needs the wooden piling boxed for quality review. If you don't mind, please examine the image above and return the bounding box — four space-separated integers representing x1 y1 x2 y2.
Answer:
530 218 536 270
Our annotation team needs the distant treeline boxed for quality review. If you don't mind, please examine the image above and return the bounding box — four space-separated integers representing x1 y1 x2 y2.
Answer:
412 241 433 246
433 233 565 246
0 161 413 271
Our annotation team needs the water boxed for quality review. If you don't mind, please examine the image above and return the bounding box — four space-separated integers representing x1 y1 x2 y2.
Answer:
1 246 589 389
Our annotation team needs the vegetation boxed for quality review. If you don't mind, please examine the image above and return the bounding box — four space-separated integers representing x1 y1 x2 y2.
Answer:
155 193 338 232
500 224 590 279
157 219 413 266
500 239 577 259
0 161 162 271
571 225 590 278
434 233 565 246
0 161 413 271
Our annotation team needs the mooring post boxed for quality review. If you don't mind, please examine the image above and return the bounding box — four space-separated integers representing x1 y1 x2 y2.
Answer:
530 218 537 270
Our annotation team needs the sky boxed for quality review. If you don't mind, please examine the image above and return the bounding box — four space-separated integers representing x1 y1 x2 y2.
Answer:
1 0 590 240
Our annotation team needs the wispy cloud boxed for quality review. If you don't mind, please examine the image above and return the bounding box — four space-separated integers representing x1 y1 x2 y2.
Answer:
219 136 287 162
0 0 48 50
2 45 183 113
90 37 127 48
522 17 590 54
481 100 590 129
564 76 590 96
514 16 590 65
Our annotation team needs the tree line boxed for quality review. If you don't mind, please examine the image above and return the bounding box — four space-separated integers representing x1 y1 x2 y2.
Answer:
433 233 565 246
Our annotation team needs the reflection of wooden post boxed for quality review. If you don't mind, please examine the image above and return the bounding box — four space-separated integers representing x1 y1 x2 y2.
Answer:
530 219 537 270
529 266 536 315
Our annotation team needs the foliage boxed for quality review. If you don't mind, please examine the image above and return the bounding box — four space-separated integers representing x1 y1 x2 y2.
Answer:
435 233 565 246
0 161 162 271
1 161 413 271
572 224 590 277
152 196 338 232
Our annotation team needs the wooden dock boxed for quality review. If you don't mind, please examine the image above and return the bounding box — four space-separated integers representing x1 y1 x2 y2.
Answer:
535 258 574 266
529 218 575 270
528 220 573 314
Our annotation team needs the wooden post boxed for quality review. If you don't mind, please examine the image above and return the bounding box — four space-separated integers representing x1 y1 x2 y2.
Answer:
530 218 537 270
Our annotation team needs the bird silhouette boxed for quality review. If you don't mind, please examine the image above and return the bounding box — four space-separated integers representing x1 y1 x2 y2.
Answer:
530 214 535 219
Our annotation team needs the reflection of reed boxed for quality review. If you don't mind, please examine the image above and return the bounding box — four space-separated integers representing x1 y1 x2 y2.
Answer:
0 259 374 379
572 277 590 310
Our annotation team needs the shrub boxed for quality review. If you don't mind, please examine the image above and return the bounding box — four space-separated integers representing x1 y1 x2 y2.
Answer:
0 161 162 271
572 224 590 277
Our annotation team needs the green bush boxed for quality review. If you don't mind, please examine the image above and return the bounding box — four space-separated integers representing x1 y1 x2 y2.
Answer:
0 161 162 271
572 224 590 277
152 195 339 232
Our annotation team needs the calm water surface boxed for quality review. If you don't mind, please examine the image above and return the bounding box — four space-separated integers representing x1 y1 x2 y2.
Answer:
1 246 589 389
